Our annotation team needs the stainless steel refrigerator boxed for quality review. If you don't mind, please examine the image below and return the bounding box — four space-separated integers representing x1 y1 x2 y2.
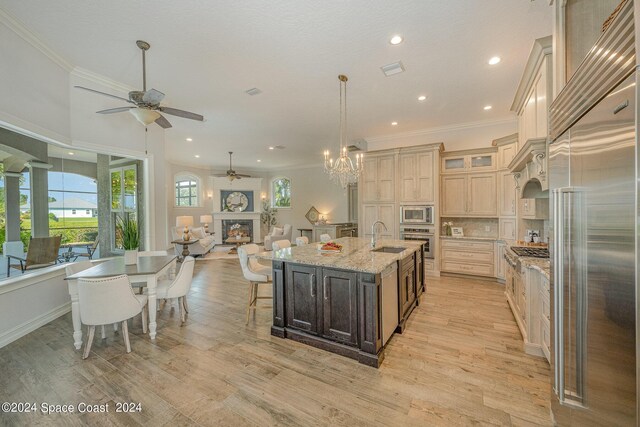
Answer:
548 1 637 424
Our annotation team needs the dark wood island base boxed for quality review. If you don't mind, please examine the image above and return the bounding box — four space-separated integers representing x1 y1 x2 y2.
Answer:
265 238 426 368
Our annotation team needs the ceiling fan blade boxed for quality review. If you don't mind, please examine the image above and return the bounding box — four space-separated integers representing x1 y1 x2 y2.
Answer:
143 88 165 105
154 114 172 129
74 86 133 104
159 107 204 121
96 106 135 114
236 174 251 178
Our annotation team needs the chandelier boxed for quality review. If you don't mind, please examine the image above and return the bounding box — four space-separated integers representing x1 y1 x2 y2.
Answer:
323 74 363 189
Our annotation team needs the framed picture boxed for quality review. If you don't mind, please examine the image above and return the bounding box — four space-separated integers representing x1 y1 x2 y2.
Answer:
451 227 464 237
305 206 320 224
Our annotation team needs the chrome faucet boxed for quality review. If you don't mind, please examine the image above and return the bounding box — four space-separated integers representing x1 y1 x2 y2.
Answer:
371 220 388 248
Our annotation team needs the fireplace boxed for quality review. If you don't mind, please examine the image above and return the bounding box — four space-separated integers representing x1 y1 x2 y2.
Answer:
222 220 254 242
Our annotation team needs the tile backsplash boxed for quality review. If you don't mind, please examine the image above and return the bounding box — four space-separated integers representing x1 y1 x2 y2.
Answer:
441 218 498 238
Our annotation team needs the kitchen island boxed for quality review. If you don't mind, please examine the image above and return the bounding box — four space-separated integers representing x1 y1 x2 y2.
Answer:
258 237 425 367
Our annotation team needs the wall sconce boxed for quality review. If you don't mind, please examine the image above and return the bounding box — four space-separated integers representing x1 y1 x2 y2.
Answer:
261 192 267 200
207 192 213 200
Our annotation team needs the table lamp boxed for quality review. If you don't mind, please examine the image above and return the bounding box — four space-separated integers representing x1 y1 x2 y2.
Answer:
200 215 213 233
176 216 194 241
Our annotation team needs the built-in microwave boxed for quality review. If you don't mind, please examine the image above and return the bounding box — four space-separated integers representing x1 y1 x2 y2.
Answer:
400 206 434 224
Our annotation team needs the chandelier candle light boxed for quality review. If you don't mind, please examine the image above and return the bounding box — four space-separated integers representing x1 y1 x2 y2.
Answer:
323 74 364 189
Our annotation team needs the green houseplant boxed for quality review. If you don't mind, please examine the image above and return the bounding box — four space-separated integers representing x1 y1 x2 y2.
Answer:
117 215 140 265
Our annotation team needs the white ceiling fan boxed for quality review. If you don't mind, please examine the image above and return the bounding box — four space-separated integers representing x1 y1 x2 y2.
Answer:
215 152 251 181
74 40 204 128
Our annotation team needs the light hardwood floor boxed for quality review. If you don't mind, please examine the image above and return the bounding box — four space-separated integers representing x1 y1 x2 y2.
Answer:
0 260 552 426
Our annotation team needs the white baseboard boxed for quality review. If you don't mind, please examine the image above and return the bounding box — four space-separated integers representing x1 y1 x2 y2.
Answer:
0 302 71 349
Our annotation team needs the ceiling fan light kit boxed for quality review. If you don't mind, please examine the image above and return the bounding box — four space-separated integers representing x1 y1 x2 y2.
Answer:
74 40 204 129
323 74 364 189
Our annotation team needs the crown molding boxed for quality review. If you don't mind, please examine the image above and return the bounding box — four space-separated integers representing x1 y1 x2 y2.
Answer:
0 7 73 72
71 67 136 94
364 117 516 144
491 133 518 147
0 111 72 146
510 35 553 113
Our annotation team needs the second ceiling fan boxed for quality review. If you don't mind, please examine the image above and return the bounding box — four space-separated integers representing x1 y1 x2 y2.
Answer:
75 40 204 129
215 152 251 181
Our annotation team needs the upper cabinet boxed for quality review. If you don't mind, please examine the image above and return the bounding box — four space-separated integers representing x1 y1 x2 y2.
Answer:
361 154 395 203
399 150 436 203
511 36 553 146
493 133 518 170
441 152 495 174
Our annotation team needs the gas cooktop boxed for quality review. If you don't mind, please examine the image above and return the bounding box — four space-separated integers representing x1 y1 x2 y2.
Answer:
510 247 549 258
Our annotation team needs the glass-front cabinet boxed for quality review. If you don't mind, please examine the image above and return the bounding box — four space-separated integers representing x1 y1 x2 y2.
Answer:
441 152 495 173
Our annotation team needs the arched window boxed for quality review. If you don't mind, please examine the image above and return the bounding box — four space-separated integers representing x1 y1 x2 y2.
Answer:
271 177 291 208
175 173 200 207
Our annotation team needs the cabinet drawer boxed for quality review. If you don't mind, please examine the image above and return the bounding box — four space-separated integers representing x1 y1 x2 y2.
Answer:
441 239 494 252
441 261 494 277
442 249 494 264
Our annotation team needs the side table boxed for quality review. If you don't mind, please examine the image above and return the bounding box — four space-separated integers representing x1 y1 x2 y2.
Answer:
171 238 200 260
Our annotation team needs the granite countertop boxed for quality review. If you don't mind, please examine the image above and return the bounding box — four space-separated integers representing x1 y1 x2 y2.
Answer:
257 237 424 274
506 247 550 279
440 236 497 242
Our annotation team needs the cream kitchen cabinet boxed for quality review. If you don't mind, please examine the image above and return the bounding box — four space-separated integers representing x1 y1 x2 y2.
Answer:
440 238 495 277
495 241 507 280
441 153 496 174
361 204 396 239
519 198 549 219
361 154 395 203
398 151 435 203
441 173 497 217
498 143 518 170
499 218 517 241
498 171 517 217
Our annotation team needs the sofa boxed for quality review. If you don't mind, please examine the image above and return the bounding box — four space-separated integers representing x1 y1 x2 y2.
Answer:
263 224 292 251
171 226 215 257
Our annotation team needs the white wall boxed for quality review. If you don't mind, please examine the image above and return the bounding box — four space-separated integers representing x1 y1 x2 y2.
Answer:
266 165 350 235
366 119 517 152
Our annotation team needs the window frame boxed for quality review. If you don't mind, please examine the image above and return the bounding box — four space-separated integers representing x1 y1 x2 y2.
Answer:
174 173 201 208
271 176 292 209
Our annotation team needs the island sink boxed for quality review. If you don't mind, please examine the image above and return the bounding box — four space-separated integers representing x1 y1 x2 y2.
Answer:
372 246 407 254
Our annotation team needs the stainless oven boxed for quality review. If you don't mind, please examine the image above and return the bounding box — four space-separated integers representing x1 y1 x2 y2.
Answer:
400 225 434 259
400 206 434 224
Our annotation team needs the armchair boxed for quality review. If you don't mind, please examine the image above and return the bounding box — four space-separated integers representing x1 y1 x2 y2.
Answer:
263 224 292 251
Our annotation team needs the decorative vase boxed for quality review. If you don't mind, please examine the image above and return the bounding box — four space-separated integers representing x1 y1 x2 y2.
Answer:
124 249 138 265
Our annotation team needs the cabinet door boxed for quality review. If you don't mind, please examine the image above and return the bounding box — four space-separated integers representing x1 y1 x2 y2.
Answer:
377 155 395 202
398 154 417 202
286 264 320 334
441 175 467 216
498 144 517 169
520 198 534 217
400 262 416 317
468 173 497 216
361 157 378 202
468 153 495 172
321 268 359 345
416 151 435 202
361 204 378 237
441 156 466 173
377 204 396 238
524 88 537 141
498 171 517 217
535 64 548 137
496 243 506 280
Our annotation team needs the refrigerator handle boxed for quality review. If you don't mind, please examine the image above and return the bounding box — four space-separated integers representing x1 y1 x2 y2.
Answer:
553 188 565 403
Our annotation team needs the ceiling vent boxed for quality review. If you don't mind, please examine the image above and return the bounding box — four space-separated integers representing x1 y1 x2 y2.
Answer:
381 61 405 77
245 88 262 96
347 139 368 152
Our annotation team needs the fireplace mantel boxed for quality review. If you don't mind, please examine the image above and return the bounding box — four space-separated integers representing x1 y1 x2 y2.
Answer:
210 177 263 245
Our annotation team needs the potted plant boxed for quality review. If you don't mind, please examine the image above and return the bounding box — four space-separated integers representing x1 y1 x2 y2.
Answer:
117 215 140 265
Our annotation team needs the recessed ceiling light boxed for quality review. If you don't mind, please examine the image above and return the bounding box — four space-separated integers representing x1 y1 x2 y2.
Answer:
391 122 398 126
488 56 501 65
484 105 492 110
269 146 274 150
389 35 403 45
194 154 200 158
257 159 262 162
186 138 193 142
418 95 426 101
68 152 74 155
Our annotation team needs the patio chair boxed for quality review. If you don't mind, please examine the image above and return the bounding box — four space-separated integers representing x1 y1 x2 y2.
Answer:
73 238 99 261
7 236 62 277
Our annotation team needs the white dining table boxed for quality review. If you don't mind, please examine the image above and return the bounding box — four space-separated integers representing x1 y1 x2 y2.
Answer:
65 255 177 349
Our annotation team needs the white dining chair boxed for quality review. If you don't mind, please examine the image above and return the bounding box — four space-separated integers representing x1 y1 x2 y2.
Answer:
77 274 148 359
238 244 272 324
272 239 291 251
295 236 309 246
154 256 195 324
320 234 332 243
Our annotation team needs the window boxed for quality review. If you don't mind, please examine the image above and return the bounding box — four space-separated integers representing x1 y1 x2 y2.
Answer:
175 174 199 207
72 209 76 215
110 165 137 212
271 177 291 208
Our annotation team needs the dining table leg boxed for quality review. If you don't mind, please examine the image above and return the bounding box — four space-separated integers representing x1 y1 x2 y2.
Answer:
68 280 83 350
147 274 158 339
